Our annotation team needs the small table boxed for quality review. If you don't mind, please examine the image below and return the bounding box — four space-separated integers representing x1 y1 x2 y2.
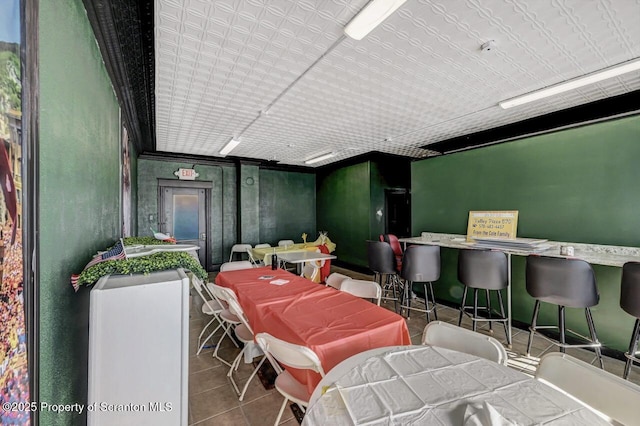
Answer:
304 345 609 425
277 251 337 277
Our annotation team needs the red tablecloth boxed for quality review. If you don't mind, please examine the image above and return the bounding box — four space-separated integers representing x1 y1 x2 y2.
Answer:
215 267 411 394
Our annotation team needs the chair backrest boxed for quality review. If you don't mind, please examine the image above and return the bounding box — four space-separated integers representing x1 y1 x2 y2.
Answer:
526 256 599 308
190 275 220 312
317 244 331 282
340 279 382 305
255 332 325 377
421 321 507 365
380 234 403 257
302 264 320 282
255 243 271 249
325 272 350 289
536 352 640 425
401 245 440 282
278 240 294 247
229 243 253 261
458 249 508 290
621 262 640 318
220 261 254 272
367 241 397 275
218 286 254 334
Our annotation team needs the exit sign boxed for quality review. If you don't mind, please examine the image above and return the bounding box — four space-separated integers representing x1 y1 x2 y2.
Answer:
174 168 199 180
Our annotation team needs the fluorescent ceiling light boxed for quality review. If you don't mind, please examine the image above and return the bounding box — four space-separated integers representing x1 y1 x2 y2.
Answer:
344 0 407 41
304 152 335 165
499 58 640 109
219 138 240 156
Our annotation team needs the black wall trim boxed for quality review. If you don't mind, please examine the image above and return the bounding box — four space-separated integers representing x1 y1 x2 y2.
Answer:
315 151 413 172
83 0 155 153
424 90 640 155
139 151 316 174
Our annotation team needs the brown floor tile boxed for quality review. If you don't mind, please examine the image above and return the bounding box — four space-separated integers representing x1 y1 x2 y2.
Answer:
192 407 248 426
242 391 293 425
190 384 241 424
189 366 230 396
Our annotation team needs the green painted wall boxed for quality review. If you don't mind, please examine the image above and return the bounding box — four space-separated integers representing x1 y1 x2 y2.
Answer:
137 159 235 266
240 164 260 244
137 160 316 264
39 0 122 424
411 115 640 352
317 158 411 267
259 169 316 245
317 162 372 267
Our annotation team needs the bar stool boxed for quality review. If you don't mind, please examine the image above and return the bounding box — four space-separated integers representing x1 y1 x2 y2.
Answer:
525 256 604 368
367 241 400 312
621 261 640 379
457 249 511 345
400 245 440 321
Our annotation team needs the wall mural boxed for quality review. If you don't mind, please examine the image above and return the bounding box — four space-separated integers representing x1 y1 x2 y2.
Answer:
0 0 29 424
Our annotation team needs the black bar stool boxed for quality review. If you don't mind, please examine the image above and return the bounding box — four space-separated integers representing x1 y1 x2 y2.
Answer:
400 245 440 321
367 241 400 312
621 261 640 379
457 249 511 345
525 255 604 368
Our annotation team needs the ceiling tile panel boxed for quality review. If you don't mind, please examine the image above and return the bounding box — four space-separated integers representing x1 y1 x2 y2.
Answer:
155 0 640 165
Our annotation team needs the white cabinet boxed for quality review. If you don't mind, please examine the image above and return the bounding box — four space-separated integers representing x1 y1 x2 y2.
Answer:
88 269 189 426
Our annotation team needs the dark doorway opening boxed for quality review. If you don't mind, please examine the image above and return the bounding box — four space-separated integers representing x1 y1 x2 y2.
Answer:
385 189 411 237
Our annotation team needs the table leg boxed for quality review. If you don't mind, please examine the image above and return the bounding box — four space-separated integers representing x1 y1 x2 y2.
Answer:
507 253 512 349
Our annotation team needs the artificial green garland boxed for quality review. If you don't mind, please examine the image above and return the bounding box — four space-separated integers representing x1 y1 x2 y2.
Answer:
75 251 208 287
106 236 174 250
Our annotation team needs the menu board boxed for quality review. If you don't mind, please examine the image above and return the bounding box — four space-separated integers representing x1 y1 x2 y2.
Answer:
467 211 519 241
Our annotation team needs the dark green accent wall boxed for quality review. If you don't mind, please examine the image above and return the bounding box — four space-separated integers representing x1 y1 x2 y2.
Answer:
39 0 122 424
240 164 260 244
137 159 317 264
137 159 235 266
317 162 371 266
259 169 316 246
317 158 411 267
411 115 640 351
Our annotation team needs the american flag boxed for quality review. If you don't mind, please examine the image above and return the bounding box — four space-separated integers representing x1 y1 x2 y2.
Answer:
71 239 127 291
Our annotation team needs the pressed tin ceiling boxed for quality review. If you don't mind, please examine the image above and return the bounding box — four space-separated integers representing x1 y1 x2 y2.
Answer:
154 0 640 166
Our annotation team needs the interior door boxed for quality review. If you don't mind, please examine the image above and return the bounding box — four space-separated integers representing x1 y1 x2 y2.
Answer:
385 189 411 237
160 186 207 267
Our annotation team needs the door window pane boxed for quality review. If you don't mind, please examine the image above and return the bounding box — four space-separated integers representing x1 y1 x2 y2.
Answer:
173 194 199 240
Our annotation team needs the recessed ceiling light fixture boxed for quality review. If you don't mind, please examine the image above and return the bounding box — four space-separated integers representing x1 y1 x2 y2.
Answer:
499 58 640 109
344 0 407 41
304 152 335 165
219 137 241 156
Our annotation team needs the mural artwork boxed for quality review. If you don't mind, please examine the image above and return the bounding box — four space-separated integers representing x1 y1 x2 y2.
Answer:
0 0 30 424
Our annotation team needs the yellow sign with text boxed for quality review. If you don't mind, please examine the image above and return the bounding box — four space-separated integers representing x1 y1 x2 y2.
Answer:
467 211 519 241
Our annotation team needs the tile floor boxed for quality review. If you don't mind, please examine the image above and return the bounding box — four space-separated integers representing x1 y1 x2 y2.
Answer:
188 266 640 425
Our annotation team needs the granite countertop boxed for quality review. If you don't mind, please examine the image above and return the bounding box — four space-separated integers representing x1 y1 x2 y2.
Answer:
398 232 640 267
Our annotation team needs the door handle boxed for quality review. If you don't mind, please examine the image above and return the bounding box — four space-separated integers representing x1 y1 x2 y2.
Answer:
200 233 206 241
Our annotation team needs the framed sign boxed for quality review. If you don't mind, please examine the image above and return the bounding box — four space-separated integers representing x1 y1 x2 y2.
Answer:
467 211 519 241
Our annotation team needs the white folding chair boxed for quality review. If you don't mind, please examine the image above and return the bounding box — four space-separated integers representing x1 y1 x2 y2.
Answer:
255 243 271 249
190 275 225 355
229 243 253 262
255 332 325 426
325 272 350 289
421 321 508 365
220 261 254 272
340 279 382 305
218 287 277 401
536 352 640 425
278 239 294 247
209 284 243 367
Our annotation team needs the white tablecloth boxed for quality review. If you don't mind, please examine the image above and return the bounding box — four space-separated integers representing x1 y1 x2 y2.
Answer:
304 346 609 425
